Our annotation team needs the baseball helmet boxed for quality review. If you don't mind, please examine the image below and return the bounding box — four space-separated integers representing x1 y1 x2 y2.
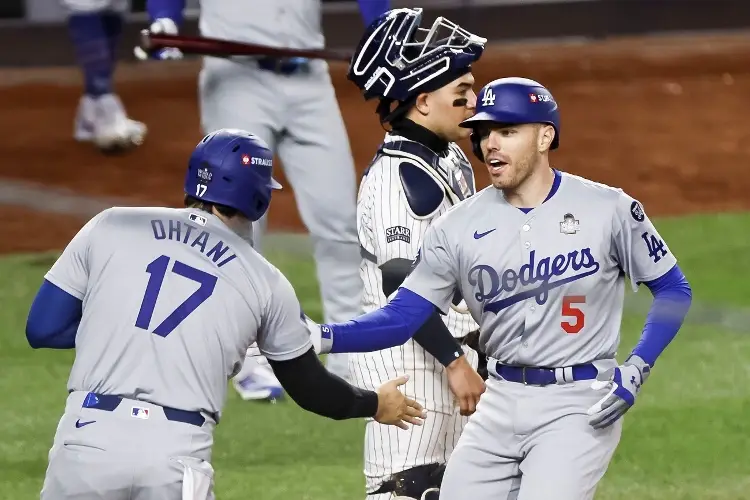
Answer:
347 8 486 105
460 77 560 162
184 129 281 222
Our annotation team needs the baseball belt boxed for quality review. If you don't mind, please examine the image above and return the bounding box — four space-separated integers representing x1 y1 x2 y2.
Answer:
81 392 219 427
487 359 599 386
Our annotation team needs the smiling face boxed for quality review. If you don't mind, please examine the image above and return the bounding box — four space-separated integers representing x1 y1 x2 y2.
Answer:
408 72 478 142
476 122 556 190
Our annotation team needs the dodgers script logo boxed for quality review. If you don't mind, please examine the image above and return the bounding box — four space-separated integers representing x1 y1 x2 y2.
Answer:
468 248 600 313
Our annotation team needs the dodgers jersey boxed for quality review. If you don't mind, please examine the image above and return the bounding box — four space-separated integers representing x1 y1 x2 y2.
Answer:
403 172 677 367
357 131 479 338
45 207 312 416
199 0 325 50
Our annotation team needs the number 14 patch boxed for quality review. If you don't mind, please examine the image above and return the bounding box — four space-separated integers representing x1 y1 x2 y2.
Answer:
641 231 668 263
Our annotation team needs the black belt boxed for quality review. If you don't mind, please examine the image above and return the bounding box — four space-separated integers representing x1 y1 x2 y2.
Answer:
490 361 598 386
256 56 309 75
81 392 217 427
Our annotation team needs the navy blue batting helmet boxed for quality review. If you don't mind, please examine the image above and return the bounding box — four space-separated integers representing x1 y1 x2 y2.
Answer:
347 8 486 105
460 77 560 161
184 129 281 222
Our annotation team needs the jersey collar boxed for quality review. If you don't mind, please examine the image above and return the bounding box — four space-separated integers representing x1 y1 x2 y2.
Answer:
390 119 450 155
518 168 562 214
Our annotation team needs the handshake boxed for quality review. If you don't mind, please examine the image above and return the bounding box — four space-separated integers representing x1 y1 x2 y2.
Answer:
304 316 486 417
133 18 184 61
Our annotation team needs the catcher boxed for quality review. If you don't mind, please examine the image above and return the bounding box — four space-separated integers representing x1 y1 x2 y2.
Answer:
345 9 489 500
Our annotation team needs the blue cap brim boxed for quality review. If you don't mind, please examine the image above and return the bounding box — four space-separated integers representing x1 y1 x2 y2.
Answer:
459 111 503 128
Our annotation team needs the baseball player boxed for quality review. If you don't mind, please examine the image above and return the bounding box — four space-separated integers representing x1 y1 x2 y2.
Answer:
135 0 391 398
64 0 147 152
310 77 693 499
344 9 488 500
25 128 426 499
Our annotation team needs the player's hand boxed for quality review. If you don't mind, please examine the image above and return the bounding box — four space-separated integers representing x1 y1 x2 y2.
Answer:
446 355 485 416
586 355 651 429
375 375 427 430
134 18 184 61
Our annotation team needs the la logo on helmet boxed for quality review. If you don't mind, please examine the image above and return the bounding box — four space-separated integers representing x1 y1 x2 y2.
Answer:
481 88 496 107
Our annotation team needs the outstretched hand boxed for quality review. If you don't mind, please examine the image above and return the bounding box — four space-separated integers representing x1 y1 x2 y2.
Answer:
375 375 427 430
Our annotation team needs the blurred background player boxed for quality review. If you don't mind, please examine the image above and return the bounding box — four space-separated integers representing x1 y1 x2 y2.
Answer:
64 0 147 152
346 9 487 499
137 0 391 400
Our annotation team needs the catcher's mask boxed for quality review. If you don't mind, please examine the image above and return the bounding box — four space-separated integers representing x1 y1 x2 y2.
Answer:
347 7 486 124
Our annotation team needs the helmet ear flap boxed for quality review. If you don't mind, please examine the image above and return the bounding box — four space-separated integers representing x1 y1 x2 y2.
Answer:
470 131 484 163
246 190 271 222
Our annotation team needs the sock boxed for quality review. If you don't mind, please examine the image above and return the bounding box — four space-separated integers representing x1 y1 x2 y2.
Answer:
67 12 114 97
101 11 123 64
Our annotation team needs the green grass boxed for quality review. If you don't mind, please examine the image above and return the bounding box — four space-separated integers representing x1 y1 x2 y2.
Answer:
2 212 749 499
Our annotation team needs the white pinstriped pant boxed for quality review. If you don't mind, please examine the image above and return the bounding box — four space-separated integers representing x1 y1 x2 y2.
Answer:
364 408 468 500
350 344 479 499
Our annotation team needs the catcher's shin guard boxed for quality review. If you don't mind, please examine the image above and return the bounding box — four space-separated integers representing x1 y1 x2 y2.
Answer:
373 463 445 499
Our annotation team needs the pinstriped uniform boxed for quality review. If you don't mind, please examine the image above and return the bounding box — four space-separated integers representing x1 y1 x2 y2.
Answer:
349 132 480 499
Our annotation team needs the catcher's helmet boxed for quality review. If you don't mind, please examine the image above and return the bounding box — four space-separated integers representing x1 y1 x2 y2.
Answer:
184 129 281 222
347 8 486 105
460 77 560 161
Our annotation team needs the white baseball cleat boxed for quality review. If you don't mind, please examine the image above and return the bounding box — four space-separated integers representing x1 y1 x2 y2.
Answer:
74 93 147 153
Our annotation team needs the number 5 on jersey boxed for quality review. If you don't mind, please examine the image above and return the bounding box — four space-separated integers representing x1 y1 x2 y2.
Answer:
135 255 218 337
561 295 585 334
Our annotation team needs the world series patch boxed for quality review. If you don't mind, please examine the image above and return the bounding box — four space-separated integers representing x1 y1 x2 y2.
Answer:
630 200 645 222
386 226 411 244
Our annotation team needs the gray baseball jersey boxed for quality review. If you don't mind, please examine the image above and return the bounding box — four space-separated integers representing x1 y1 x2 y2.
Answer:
44 206 313 416
200 0 325 49
403 172 677 367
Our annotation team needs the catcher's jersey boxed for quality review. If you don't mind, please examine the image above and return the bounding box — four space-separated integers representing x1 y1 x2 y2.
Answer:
352 131 480 415
199 0 325 50
357 131 479 337
45 207 312 416
403 172 677 367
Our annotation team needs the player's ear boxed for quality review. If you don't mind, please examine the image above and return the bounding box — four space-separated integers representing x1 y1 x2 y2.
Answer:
538 124 555 153
413 92 431 116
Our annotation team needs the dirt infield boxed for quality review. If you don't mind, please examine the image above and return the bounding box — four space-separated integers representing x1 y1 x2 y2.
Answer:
1 32 749 253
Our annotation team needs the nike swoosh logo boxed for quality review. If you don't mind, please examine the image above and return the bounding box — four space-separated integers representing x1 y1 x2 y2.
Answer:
474 229 496 239
75 419 96 428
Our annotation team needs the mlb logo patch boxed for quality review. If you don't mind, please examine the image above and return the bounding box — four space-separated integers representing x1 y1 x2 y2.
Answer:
529 94 537 102
189 213 208 226
131 407 150 420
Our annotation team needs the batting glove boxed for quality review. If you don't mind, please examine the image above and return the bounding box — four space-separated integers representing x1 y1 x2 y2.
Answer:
586 355 651 430
133 18 184 61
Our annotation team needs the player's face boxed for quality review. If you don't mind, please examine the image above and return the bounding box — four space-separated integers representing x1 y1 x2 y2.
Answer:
478 123 551 190
424 73 477 142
